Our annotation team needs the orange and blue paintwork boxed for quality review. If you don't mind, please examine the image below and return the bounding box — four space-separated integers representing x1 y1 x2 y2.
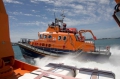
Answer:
20 15 97 58
0 0 118 78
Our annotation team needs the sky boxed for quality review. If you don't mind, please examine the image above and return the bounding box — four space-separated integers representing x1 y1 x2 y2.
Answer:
3 0 120 42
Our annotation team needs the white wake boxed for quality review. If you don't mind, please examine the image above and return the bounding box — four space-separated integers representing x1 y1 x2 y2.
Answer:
33 46 120 79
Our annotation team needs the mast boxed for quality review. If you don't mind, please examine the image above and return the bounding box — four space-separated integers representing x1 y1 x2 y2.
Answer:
54 11 65 27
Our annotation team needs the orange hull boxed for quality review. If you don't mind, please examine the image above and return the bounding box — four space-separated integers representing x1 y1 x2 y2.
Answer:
1 59 38 79
0 0 38 79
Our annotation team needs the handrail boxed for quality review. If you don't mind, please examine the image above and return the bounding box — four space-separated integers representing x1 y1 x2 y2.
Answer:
67 31 75 50
79 30 97 40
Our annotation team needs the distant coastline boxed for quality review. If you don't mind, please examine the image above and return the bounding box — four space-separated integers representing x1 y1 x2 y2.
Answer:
98 37 120 40
86 37 120 40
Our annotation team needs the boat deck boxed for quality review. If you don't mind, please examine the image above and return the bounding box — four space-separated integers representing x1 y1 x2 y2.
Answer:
18 63 115 79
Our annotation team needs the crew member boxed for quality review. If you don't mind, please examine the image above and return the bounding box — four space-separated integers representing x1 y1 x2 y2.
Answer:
51 22 55 26
63 23 66 30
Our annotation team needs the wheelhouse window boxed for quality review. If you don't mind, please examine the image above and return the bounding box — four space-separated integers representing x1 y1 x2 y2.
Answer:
48 35 52 39
58 36 62 40
44 35 47 39
63 36 67 41
40 34 43 39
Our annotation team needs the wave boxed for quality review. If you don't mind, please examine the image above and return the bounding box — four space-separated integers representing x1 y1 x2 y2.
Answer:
33 45 120 79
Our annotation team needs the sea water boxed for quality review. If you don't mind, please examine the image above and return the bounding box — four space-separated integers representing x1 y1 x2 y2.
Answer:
13 39 120 79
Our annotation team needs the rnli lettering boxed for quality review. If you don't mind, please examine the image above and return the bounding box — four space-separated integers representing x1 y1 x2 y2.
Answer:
47 39 56 42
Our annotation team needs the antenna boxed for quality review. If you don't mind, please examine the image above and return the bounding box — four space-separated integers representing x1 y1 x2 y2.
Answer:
61 10 65 20
54 12 56 19
54 12 57 24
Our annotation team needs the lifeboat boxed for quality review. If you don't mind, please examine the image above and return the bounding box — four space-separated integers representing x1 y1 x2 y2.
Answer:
17 12 111 58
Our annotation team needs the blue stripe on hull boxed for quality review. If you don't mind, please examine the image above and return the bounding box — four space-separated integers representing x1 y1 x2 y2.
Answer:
34 46 75 54
19 45 77 58
19 46 44 58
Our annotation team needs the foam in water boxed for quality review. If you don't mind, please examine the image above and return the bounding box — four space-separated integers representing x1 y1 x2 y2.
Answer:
33 46 120 79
